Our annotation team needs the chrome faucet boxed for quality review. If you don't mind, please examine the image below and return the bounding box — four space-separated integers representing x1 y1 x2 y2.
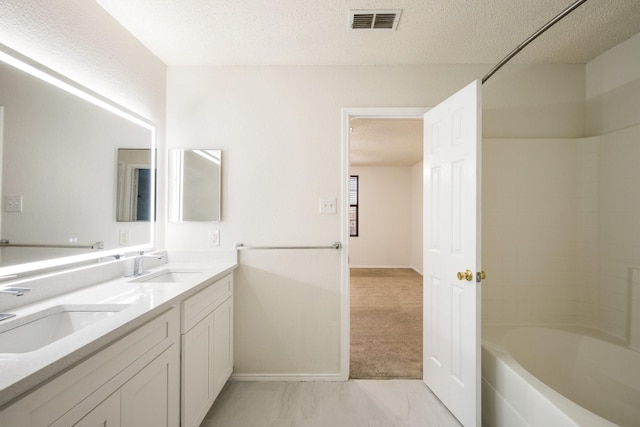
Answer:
131 251 164 277
0 287 31 296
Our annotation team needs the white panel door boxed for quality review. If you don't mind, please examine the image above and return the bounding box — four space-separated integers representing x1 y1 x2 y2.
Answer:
423 80 482 426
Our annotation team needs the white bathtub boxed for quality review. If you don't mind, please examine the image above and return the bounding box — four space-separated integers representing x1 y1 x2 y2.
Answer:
482 325 640 427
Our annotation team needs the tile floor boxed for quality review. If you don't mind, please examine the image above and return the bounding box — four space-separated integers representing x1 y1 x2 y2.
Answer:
200 379 462 427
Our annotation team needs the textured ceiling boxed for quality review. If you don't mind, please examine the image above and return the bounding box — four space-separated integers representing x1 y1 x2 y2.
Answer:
95 0 640 166
97 0 640 66
350 119 423 167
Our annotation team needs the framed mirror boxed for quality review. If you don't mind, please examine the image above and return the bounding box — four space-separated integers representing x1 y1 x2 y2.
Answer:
0 43 155 276
169 149 221 222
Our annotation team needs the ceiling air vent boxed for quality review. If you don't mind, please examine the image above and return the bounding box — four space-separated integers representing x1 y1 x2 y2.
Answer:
350 9 402 30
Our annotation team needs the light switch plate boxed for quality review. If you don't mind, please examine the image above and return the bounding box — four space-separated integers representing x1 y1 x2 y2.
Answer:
320 197 337 214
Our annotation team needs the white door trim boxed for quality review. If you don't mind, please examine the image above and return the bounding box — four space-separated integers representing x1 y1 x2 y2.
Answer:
339 107 430 380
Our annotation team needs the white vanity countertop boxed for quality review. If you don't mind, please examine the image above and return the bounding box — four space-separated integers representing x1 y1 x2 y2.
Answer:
0 260 237 408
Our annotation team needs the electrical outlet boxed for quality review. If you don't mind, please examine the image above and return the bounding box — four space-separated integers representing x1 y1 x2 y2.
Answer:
210 230 220 246
119 229 131 245
320 197 337 214
5 195 23 212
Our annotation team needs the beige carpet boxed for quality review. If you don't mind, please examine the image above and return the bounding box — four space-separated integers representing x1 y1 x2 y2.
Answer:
350 268 423 379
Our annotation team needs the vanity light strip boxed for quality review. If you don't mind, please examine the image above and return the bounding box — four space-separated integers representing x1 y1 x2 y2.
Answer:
0 47 154 132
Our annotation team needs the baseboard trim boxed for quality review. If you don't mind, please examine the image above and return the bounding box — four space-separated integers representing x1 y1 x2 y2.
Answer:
231 373 345 382
349 265 423 276
349 265 413 269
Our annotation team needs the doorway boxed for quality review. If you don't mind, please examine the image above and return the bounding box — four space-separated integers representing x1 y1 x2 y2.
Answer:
341 107 429 379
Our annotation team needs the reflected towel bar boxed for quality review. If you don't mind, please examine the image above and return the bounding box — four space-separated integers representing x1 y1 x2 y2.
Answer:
236 242 342 250
0 240 104 250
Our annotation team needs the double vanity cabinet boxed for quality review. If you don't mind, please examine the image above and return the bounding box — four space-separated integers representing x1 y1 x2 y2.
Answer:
0 267 234 427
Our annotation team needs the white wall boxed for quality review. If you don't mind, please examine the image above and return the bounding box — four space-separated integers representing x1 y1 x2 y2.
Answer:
0 0 168 249
347 118 424 271
349 166 413 268
586 32 640 136
348 162 423 272
166 64 585 376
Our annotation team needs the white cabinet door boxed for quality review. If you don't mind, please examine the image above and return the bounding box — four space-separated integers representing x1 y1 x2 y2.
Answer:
212 297 233 399
181 295 233 427
121 345 180 427
181 312 215 427
72 392 121 427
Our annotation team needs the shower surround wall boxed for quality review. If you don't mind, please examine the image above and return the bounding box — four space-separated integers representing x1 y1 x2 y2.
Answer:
482 132 640 342
596 125 640 339
484 32 640 342
588 32 640 341
482 138 596 325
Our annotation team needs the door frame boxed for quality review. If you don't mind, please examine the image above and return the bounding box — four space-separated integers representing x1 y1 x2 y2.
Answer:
340 107 430 380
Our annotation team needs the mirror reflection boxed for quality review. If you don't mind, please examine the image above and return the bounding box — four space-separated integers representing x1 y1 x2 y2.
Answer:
116 149 156 222
169 149 221 222
0 45 155 274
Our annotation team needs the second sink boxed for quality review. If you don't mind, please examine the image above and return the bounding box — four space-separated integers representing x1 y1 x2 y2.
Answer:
129 269 202 283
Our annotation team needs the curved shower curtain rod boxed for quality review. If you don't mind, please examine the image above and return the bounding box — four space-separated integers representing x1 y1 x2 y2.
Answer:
482 0 589 84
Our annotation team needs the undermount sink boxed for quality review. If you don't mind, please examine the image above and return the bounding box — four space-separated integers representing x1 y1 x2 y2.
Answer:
0 304 129 353
130 269 202 283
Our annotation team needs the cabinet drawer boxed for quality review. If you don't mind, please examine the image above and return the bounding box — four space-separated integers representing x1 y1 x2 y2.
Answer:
182 274 232 333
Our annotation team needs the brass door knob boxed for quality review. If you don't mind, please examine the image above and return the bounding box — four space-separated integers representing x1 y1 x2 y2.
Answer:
457 270 473 281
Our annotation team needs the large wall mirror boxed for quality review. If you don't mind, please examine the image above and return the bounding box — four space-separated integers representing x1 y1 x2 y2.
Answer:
0 44 155 276
169 149 221 222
